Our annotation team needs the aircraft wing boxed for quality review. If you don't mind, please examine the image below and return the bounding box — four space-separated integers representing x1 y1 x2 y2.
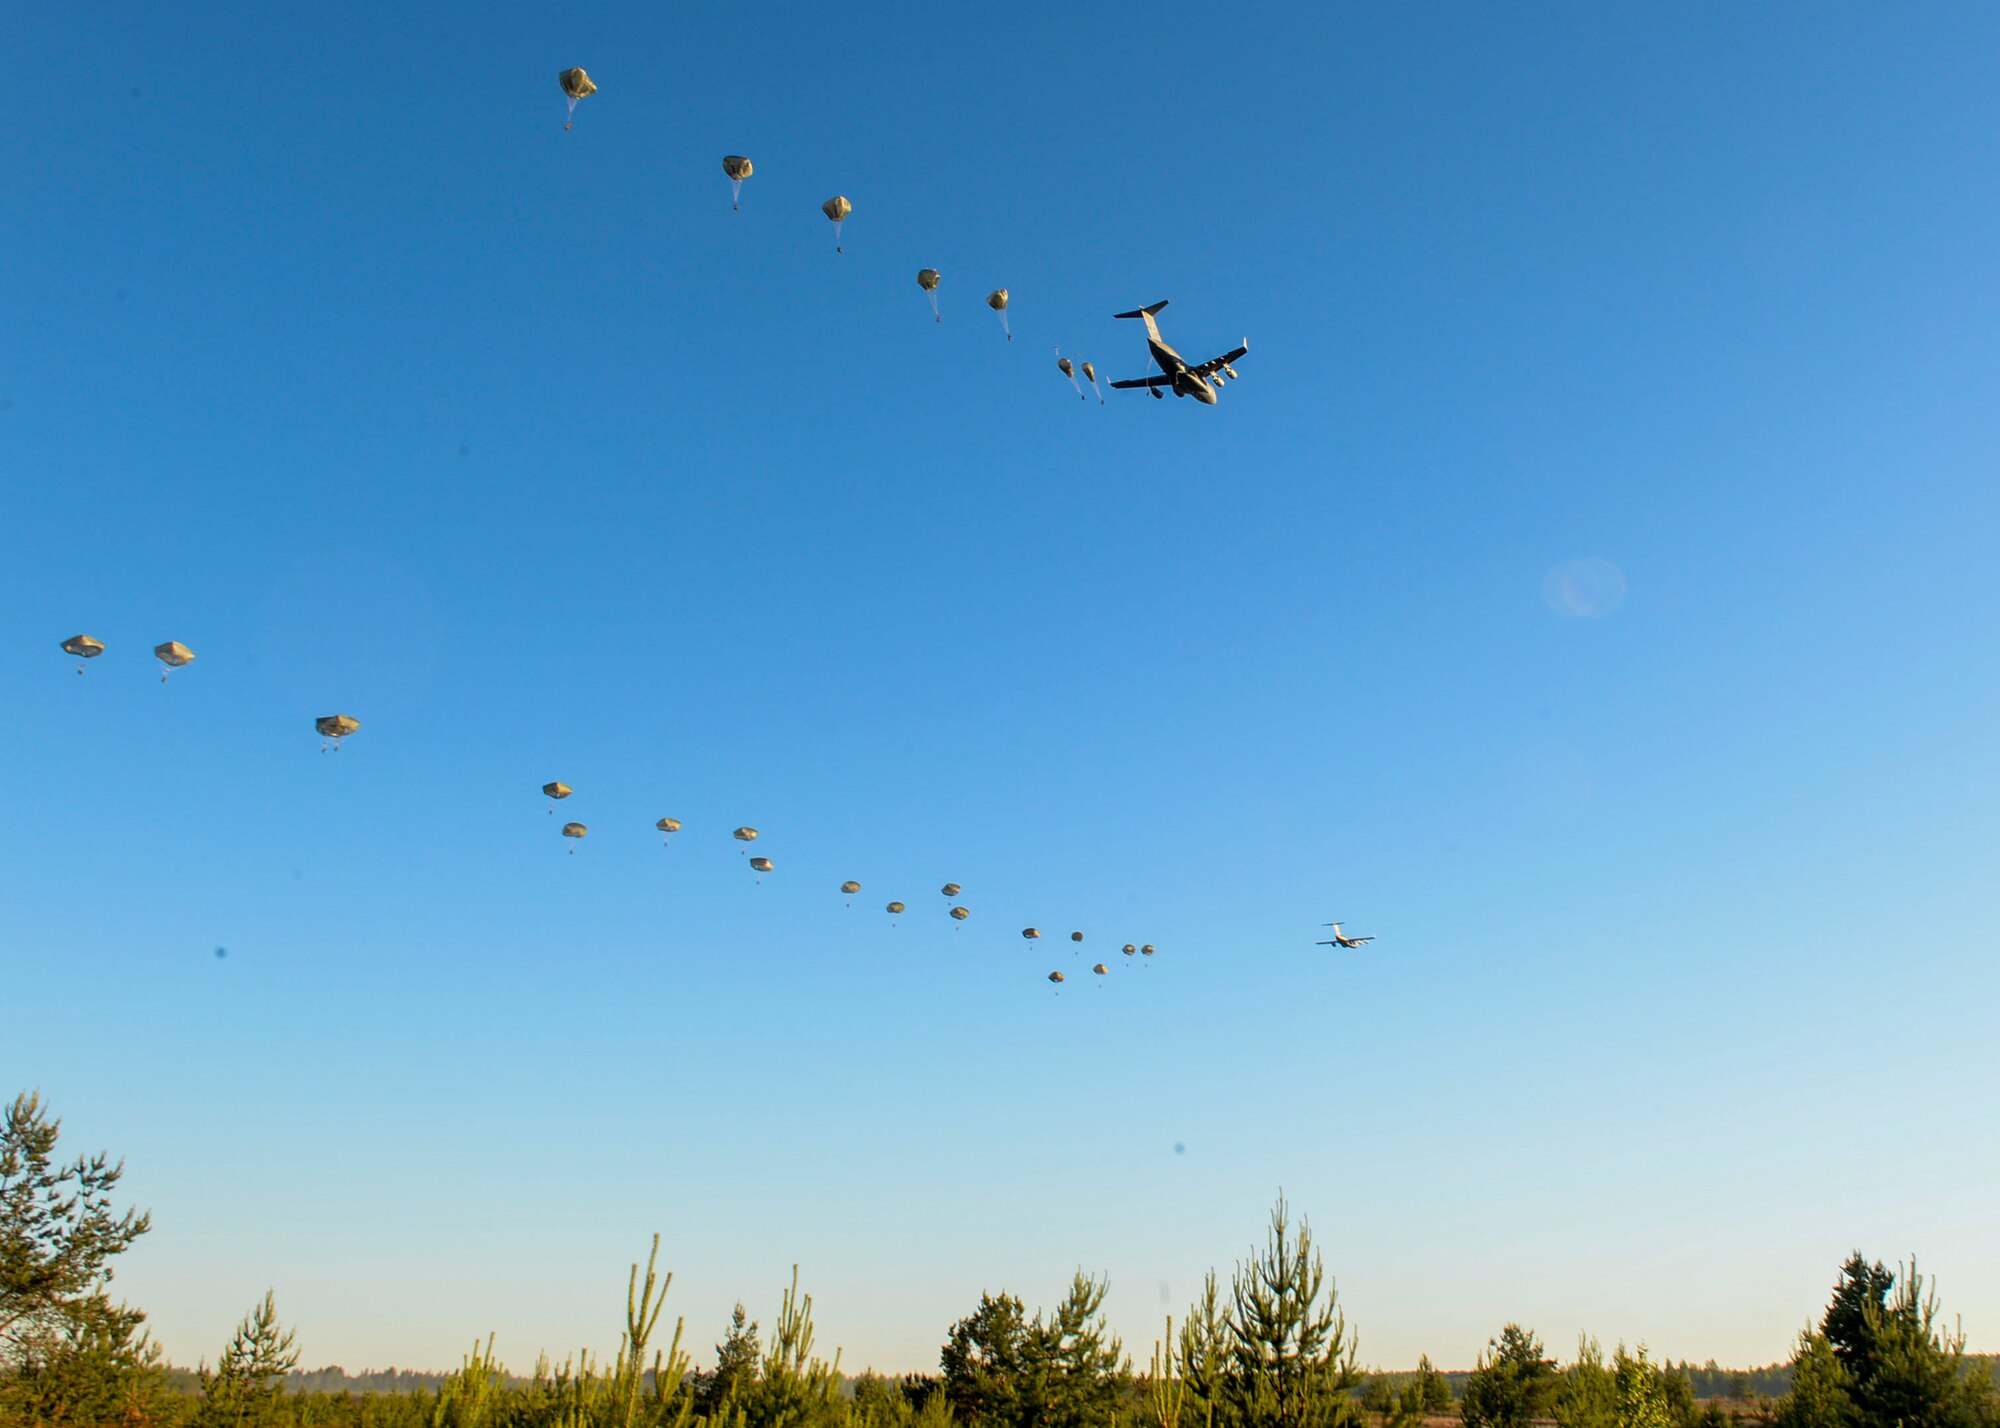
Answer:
1192 343 1248 379
1110 375 1172 389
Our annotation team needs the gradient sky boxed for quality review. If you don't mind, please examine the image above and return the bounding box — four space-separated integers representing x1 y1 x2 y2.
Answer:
5 0 1998 1382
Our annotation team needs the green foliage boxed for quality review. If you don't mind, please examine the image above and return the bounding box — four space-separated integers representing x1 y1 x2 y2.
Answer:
1553 1339 1616 1428
939 1274 1128 1428
1415 1358 1455 1413
940 1292 1030 1427
0 1092 154 1354
1772 1335 1853 1428
1219 1195 1361 1428
1612 1348 1674 1428
201 1292 302 1428
1461 1327 1557 1428
693 1308 762 1420
1175 1275 1230 1428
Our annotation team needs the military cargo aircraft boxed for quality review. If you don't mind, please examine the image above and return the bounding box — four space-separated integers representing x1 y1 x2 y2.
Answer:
1317 920 1376 949
1110 301 1247 403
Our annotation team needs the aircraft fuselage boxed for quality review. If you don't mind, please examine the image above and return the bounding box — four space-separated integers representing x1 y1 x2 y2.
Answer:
1142 335 1218 403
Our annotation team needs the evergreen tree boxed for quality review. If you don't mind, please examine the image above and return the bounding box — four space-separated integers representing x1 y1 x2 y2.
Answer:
1461 1326 1557 1428
1853 1261 1995 1428
695 1304 762 1417
1416 1357 1455 1413
1772 1333 1854 1428
0 1091 153 1361
1029 1272 1131 1428
1178 1273 1232 1428
200 1291 300 1428
1821 1257 1894 1386
1221 1195 1363 1428
1553 1338 1617 1428
1612 1348 1675 1428
941 1292 1031 1427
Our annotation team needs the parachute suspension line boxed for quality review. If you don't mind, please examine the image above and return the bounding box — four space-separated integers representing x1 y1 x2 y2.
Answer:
928 291 940 322
731 178 743 210
835 219 844 255
565 96 578 130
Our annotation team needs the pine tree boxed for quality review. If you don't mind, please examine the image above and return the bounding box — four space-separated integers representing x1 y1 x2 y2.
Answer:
1031 1273 1130 1428
1461 1327 1557 1428
695 1304 763 1418
1612 1347 1675 1428
1416 1356 1455 1413
1221 1195 1363 1428
1553 1338 1617 1428
1772 1333 1854 1428
200 1291 300 1428
941 1292 1031 1427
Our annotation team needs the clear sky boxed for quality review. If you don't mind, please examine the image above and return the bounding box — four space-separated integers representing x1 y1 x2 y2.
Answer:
5 0 1998 1382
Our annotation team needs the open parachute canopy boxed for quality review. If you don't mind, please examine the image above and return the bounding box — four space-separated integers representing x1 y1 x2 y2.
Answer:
917 268 940 291
61 635 105 660
1122 943 1137 955
723 155 753 209
821 195 852 223
749 856 774 873
886 901 906 915
733 826 760 843
543 781 572 800
562 822 588 839
1021 927 1040 940
1048 971 1065 984
154 641 195 669
558 68 596 130
1092 963 1109 975
986 289 1011 340
656 817 682 833
940 882 961 897
840 880 862 895
315 714 360 739
1142 944 1157 956
1070 931 1084 942
949 905 969 921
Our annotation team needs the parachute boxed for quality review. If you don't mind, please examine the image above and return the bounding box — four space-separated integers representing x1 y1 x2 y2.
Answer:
1056 351 1083 400
61 635 104 672
1122 943 1137 956
749 855 774 874
886 900 906 916
1080 359 1105 405
558 68 597 130
1070 931 1084 943
1141 943 1156 956
722 155 753 210
949 905 969 921
1022 927 1040 940
315 714 360 751
153 641 195 681
917 268 941 322
656 817 681 844
940 882 961 897
1047 970 1065 984
986 289 1011 340
840 879 861 905
543 780 572 805
734 826 760 843
822 196 852 253
562 821 587 854
1092 963 1108 975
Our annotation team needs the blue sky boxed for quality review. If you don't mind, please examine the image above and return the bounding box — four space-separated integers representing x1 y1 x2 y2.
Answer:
4 0 1997 1379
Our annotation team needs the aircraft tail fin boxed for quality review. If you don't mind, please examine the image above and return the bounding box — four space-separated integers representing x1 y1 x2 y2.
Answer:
1113 301 1170 320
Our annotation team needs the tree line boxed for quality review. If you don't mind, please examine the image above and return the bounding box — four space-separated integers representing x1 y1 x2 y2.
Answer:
5 1091 1994 1428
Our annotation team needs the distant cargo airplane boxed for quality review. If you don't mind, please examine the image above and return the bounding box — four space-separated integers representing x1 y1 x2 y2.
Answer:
1317 920 1375 949
1110 301 1247 404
